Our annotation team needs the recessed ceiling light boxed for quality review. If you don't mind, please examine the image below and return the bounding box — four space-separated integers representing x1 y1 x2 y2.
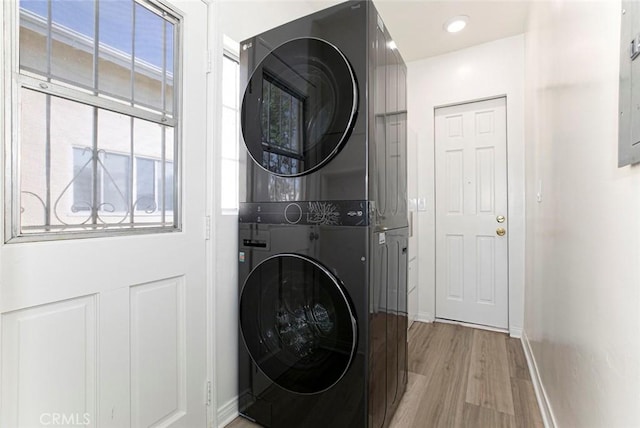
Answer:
444 15 468 33
387 40 397 50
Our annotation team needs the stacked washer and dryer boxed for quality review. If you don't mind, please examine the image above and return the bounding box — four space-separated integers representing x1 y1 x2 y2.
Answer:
237 2 408 427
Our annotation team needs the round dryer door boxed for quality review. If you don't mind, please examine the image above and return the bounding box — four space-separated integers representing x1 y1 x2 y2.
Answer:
241 38 358 177
239 254 357 394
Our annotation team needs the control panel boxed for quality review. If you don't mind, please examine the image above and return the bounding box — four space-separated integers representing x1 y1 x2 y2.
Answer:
239 201 370 226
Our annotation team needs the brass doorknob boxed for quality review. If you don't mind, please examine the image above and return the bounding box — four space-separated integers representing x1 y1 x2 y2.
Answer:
497 215 505 223
496 228 506 236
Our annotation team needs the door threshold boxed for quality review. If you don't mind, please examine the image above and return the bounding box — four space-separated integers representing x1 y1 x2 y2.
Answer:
435 317 508 334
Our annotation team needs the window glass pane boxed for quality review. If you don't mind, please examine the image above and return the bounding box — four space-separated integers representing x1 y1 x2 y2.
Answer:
18 92 95 230
164 128 175 220
133 118 162 158
14 0 181 239
51 0 95 88
20 1 47 17
222 106 237 160
221 55 239 212
133 118 161 222
49 95 94 227
222 56 238 108
19 89 48 229
98 153 130 216
98 0 133 100
165 22 174 115
136 157 155 212
101 152 130 214
19 0 48 74
97 109 131 221
220 159 237 211
134 3 163 110
164 161 174 214
73 148 93 212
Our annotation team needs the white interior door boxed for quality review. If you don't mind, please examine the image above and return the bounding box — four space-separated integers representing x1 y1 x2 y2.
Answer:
0 1 209 427
434 97 508 329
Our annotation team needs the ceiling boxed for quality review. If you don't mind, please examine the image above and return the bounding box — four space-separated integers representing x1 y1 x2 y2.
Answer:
219 0 530 62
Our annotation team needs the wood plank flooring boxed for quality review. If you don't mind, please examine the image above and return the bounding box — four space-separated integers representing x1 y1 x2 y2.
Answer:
225 322 543 428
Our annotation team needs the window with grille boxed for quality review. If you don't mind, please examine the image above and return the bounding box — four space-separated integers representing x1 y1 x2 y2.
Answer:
11 0 180 240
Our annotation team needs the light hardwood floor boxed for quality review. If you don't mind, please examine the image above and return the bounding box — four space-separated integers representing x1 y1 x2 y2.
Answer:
226 322 543 428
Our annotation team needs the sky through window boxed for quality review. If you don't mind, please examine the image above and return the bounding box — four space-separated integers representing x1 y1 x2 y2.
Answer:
20 0 171 70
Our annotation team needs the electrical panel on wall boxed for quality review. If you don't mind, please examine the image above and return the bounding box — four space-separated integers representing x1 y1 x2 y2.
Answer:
619 2 640 166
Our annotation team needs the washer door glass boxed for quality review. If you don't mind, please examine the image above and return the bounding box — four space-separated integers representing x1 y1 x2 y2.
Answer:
239 254 357 394
241 38 358 177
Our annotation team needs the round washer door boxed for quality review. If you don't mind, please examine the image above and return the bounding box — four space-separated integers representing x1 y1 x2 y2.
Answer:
241 38 358 177
239 254 357 394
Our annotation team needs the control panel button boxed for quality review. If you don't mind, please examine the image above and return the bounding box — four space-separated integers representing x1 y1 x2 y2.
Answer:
284 203 303 224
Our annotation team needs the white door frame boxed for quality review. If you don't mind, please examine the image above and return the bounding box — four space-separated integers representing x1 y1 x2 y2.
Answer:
431 94 522 336
205 0 221 427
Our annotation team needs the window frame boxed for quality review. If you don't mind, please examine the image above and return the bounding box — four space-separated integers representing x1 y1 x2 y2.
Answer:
4 0 184 243
220 48 239 215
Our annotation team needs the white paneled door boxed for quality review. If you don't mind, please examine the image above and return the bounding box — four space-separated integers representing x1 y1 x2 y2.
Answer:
0 1 209 427
434 97 508 329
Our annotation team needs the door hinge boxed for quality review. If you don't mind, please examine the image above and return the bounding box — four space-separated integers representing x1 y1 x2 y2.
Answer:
205 216 211 240
206 380 212 406
206 50 213 74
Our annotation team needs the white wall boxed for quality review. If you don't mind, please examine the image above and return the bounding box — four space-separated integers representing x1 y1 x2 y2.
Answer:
407 35 526 334
214 213 240 424
524 1 640 426
212 29 242 425
219 0 340 45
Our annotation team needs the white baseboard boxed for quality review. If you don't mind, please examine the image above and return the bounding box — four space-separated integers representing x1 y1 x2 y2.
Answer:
520 332 557 428
217 397 239 428
415 311 434 323
509 326 523 338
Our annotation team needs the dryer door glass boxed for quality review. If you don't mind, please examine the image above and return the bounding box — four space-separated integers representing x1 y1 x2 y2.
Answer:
241 38 358 177
239 254 357 394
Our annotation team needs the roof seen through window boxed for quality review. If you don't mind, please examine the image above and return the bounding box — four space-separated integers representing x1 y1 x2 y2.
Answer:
20 0 172 69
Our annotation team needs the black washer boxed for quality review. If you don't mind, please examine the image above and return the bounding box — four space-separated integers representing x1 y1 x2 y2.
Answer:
241 38 358 177
239 254 357 394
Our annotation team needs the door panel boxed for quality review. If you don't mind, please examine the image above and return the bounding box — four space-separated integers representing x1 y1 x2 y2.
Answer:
476 236 496 304
131 277 186 427
435 97 508 329
0 1 208 427
445 149 464 214
1 296 97 428
476 147 496 213
445 234 464 300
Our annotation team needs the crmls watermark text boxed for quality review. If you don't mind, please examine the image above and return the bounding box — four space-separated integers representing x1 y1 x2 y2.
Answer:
39 413 91 426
